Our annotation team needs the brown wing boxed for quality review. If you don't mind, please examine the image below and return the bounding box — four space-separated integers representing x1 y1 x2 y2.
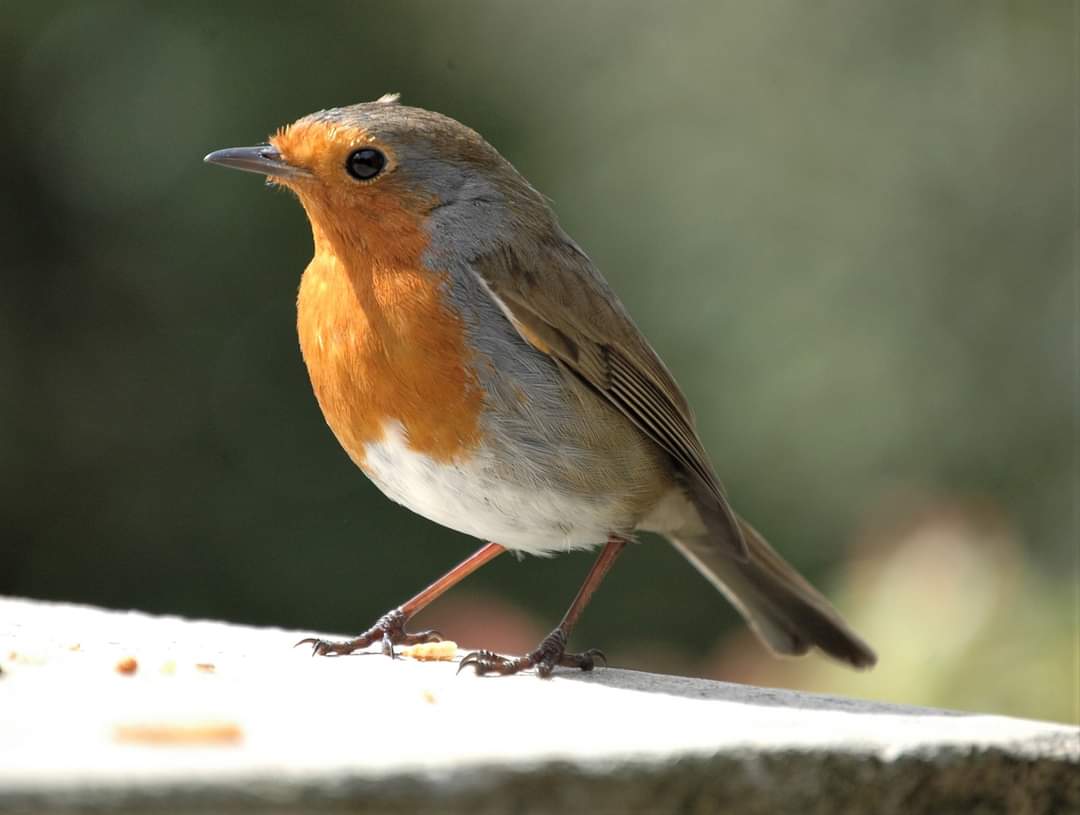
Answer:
471 237 748 560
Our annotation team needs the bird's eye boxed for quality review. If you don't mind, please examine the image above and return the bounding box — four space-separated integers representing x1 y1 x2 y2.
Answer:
346 148 386 181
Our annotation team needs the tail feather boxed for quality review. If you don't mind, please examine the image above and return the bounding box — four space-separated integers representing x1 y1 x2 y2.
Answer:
670 517 877 669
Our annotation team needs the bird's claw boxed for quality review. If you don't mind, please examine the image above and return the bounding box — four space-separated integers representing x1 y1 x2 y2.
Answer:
294 636 356 657
294 608 441 658
457 631 606 678
576 648 607 669
456 649 512 675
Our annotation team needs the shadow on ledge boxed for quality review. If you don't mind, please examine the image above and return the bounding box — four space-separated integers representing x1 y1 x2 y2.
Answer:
556 666 966 717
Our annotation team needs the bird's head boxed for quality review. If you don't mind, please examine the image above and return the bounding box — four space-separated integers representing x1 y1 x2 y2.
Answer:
205 94 550 260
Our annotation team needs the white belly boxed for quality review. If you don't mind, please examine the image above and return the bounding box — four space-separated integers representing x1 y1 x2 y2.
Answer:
360 423 618 555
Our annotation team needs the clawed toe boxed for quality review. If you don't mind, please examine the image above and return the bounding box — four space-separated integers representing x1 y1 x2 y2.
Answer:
295 609 441 659
457 635 607 678
399 629 443 646
561 647 606 671
294 635 372 657
378 627 442 658
457 649 517 675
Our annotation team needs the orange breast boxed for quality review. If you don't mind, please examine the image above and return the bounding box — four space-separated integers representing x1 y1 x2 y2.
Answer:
296 231 485 468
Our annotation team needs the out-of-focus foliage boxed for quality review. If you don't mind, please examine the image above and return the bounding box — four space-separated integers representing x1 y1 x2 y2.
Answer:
1 2 1073 724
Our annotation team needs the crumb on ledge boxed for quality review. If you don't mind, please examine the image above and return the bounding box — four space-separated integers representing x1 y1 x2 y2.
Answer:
114 721 243 746
115 656 138 675
399 641 458 661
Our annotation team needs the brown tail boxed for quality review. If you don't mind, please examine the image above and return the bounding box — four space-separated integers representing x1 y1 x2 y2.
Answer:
669 517 877 669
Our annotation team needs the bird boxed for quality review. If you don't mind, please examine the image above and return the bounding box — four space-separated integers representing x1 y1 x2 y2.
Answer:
204 94 876 678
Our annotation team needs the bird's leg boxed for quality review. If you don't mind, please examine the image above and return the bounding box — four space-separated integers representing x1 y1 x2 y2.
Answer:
296 541 506 658
458 536 627 678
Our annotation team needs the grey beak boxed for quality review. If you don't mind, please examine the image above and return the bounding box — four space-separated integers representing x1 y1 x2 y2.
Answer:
203 144 309 179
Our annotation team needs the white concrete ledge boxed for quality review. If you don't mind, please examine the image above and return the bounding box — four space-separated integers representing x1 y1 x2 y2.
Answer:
1 596 1076 814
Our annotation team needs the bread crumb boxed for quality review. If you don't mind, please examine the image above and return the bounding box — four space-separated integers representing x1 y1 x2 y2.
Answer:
160 660 176 675
194 662 216 674
67 643 81 652
114 721 243 746
115 656 138 675
399 641 458 661
7 651 46 666
421 690 437 704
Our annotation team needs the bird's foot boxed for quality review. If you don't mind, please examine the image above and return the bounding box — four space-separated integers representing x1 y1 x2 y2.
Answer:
457 629 605 678
295 608 441 658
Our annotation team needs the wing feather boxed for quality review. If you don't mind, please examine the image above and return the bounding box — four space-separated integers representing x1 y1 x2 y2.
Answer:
470 238 747 560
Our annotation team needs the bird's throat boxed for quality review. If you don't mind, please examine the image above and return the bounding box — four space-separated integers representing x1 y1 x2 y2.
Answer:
295 235 485 469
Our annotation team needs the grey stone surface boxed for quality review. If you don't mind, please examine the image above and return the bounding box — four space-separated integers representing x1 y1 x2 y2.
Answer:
0 596 1076 814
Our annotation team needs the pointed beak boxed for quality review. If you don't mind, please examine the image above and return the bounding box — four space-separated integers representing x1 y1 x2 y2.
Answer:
203 144 310 179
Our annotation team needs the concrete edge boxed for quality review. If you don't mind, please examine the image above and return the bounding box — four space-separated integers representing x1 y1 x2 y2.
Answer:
4 739 1077 815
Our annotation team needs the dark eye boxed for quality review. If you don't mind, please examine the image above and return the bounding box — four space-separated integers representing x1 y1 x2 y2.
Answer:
346 148 386 181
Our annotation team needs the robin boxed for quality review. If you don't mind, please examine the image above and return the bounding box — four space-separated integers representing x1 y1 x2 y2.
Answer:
204 94 876 677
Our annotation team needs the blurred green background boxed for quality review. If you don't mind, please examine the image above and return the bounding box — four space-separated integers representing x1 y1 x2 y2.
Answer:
1 2 1074 723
